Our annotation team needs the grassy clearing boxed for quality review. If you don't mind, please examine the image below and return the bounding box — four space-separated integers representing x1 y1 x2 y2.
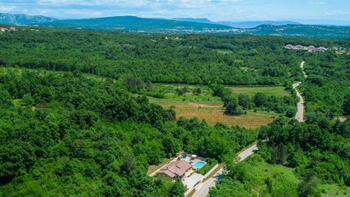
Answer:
150 83 222 104
234 156 301 196
159 102 276 129
227 86 290 97
147 156 177 176
319 184 350 197
148 83 282 128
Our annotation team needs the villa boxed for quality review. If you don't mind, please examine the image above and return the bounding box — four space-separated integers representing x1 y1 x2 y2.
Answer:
158 159 192 179
156 153 210 191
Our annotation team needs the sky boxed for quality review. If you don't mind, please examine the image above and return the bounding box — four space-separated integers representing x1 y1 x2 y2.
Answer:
0 0 349 25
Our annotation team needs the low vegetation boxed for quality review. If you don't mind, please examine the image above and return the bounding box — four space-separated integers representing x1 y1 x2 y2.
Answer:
229 86 290 97
211 155 301 197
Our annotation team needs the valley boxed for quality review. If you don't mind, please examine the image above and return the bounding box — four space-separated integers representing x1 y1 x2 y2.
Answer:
0 21 349 197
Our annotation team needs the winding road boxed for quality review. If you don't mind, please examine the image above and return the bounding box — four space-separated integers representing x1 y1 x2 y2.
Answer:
188 61 307 197
293 61 307 122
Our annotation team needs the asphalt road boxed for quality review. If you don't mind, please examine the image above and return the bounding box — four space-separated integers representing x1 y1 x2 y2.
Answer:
191 143 258 197
190 61 307 197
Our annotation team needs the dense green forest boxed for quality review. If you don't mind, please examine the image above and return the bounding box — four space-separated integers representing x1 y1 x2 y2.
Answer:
211 117 350 197
210 33 350 196
0 68 256 196
0 26 350 196
0 27 323 85
300 53 350 117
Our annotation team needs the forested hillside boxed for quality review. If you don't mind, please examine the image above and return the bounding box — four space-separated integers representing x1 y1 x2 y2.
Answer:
0 26 349 196
210 33 350 196
2 27 346 85
0 68 256 196
39 16 232 32
211 116 350 196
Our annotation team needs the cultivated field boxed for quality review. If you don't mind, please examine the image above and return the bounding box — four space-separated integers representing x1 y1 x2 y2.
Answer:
159 102 276 128
147 84 283 128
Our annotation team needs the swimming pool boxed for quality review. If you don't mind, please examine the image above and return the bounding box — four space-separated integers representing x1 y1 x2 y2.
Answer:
193 161 206 169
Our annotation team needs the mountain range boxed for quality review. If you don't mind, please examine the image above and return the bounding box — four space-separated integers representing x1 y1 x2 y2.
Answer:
38 16 231 32
173 18 301 28
0 13 56 25
1 13 349 38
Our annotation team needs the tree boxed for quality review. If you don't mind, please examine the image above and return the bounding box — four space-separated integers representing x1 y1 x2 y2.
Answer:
162 137 180 157
343 94 350 115
192 88 202 96
0 88 12 106
297 176 321 197
285 107 296 118
169 178 185 197
22 94 35 106
224 97 244 115
124 77 145 91
145 80 153 91
176 87 188 96
253 93 267 107
238 94 251 109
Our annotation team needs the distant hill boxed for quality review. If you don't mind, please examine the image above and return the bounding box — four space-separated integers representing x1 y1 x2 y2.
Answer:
0 13 56 25
39 16 232 32
173 18 301 28
1 13 349 38
172 18 216 24
236 24 350 38
217 21 301 28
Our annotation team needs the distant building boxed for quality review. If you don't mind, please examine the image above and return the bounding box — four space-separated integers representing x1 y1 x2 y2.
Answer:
284 44 293 49
317 47 327 52
158 159 192 179
284 44 330 53
295 45 304 50
0 27 16 32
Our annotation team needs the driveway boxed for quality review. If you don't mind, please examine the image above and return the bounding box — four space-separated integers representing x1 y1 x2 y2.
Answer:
189 143 257 197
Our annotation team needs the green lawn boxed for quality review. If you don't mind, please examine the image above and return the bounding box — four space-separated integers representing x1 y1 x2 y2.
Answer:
227 86 290 97
211 155 301 197
150 84 290 103
214 155 350 197
150 83 222 104
319 184 350 197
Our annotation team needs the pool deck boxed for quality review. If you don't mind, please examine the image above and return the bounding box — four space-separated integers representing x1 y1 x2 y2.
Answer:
183 172 204 189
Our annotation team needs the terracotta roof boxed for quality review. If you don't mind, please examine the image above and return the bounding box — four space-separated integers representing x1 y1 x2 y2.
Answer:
159 160 192 178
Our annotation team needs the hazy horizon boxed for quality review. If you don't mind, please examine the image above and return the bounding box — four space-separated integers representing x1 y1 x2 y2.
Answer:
0 0 349 26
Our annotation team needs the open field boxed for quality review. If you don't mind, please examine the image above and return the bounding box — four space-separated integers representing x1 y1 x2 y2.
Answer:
159 102 276 129
227 86 290 97
151 83 222 104
147 84 284 128
319 184 350 197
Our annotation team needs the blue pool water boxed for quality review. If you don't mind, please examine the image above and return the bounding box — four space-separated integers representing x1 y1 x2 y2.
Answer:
193 161 206 169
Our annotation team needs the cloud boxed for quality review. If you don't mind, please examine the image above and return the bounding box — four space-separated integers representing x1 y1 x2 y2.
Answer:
0 3 16 13
324 9 350 16
0 0 348 21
